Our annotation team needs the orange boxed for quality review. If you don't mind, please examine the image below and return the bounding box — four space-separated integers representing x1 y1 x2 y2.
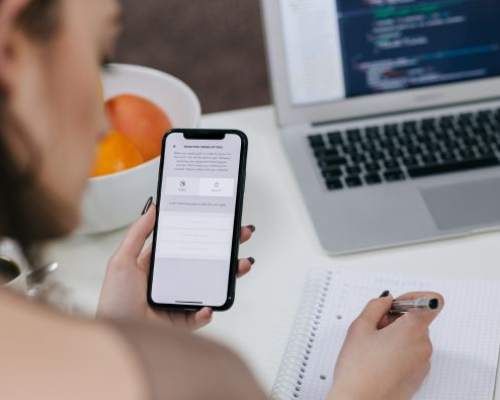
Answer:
91 130 145 177
105 94 172 161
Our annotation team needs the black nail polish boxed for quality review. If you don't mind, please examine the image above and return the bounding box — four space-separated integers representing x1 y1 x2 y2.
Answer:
248 257 255 265
141 196 153 215
247 225 256 233
380 290 390 298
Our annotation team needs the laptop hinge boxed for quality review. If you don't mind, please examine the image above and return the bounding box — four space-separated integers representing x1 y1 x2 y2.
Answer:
312 96 500 127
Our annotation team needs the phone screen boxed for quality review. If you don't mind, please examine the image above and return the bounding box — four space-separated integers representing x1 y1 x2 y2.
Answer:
150 132 243 307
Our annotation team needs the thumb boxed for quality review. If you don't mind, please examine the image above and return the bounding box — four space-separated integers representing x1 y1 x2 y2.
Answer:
356 294 393 331
116 203 156 261
402 299 444 329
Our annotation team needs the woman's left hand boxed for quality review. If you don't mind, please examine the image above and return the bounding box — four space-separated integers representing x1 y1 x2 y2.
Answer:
97 204 256 330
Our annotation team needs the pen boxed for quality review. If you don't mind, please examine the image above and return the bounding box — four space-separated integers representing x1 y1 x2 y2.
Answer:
390 297 440 315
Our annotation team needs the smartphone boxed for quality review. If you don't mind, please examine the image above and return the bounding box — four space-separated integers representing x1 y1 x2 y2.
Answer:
147 129 248 311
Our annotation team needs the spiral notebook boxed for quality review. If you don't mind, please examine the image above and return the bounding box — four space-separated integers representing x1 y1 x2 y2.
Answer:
271 268 500 400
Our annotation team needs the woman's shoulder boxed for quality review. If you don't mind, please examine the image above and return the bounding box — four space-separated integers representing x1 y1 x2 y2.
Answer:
0 289 148 400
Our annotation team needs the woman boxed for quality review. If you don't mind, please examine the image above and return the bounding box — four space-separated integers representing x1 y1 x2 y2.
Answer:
0 0 444 399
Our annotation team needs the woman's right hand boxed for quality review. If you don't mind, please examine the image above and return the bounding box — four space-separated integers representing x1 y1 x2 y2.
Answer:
328 291 444 400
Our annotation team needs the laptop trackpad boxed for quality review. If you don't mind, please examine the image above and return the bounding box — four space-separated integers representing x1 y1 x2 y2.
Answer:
421 177 500 231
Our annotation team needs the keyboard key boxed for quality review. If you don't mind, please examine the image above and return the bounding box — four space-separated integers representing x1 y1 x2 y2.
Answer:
361 140 376 151
459 148 476 159
384 160 400 170
439 152 456 162
407 144 422 155
384 124 399 135
397 136 413 147
308 135 325 148
452 128 467 140
346 129 362 142
314 148 339 158
408 156 500 178
345 176 363 188
464 137 477 146
318 156 348 167
321 168 342 178
365 173 382 185
316 150 345 160
384 169 406 182
328 132 343 145
433 130 447 141
364 162 380 172
379 138 396 149
422 118 436 128
425 142 441 153
326 179 343 190
370 150 385 160
365 126 380 134
419 130 434 142
365 127 380 140
477 145 495 158
351 153 366 163
403 156 418 167
471 125 484 133
388 148 404 158
343 144 358 155
346 165 361 175
422 154 438 164
458 112 473 122
477 110 493 122
403 120 417 130
422 125 437 135
439 115 454 128
494 108 500 121
458 118 473 128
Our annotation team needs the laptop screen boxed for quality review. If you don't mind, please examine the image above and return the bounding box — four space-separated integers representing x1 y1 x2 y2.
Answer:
280 0 500 106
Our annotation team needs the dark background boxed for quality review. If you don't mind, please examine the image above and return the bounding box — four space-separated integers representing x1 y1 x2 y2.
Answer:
116 0 271 114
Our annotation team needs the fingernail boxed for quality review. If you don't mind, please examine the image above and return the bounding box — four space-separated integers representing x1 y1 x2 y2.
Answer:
380 290 390 298
248 257 255 265
247 225 256 233
141 196 153 215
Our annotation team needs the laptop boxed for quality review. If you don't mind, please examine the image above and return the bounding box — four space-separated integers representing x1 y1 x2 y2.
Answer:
261 0 500 255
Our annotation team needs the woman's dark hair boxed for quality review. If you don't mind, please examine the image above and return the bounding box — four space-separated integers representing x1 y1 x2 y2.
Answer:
0 0 60 264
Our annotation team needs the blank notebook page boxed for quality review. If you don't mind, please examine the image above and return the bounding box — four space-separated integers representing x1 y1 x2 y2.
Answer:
271 268 500 400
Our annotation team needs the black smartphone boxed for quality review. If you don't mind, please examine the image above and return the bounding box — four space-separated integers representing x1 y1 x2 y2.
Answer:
147 129 248 311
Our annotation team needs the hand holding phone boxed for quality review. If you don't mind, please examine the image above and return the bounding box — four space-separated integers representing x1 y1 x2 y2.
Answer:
148 129 248 311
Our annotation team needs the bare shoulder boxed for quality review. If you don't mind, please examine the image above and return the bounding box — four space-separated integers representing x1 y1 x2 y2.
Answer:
0 290 148 400
0 291 266 400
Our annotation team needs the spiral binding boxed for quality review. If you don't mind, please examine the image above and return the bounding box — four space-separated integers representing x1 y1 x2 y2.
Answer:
271 269 333 400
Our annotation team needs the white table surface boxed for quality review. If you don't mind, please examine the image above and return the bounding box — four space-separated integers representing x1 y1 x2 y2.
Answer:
45 105 500 397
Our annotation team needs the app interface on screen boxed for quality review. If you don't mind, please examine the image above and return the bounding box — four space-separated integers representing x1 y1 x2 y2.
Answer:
151 132 242 307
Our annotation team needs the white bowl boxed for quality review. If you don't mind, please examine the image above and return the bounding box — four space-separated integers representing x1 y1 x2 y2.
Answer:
79 64 201 234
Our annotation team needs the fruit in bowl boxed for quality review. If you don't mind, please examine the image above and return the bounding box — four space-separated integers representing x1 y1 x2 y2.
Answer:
105 94 173 162
91 94 172 177
80 64 201 234
91 130 145 177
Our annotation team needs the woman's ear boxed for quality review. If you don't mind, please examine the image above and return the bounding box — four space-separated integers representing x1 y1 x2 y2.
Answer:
0 0 31 91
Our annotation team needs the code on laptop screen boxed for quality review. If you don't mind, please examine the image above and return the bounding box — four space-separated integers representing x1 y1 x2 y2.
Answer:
280 0 500 105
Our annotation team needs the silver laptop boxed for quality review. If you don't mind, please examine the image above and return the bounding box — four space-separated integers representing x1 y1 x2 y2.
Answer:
261 0 500 255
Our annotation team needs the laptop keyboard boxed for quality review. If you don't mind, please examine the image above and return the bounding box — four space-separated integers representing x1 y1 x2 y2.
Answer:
309 108 500 191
